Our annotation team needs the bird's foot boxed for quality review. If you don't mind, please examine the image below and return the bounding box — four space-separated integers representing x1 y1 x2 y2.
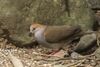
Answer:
49 50 60 55
49 50 66 58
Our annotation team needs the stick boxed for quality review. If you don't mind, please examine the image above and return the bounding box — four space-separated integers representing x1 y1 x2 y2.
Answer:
8 52 24 67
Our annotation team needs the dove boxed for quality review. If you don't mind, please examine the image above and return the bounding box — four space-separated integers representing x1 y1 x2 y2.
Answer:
29 23 81 54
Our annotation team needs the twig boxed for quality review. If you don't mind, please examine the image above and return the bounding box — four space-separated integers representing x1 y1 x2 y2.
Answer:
32 52 62 58
96 31 100 46
32 51 98 61
8 52 24 67
74 59 86 67
66 59 86 67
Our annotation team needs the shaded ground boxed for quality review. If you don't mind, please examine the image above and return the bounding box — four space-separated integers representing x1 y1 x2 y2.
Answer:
0 37 99 67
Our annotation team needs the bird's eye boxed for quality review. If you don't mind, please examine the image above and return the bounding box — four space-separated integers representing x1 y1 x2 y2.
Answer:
33 28 35 30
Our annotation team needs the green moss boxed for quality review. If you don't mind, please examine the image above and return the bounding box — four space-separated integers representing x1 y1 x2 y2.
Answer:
0 0 95 46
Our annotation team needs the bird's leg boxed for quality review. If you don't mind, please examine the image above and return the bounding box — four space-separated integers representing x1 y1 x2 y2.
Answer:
49 49 61 55
46 49 59 54
49 49 66 58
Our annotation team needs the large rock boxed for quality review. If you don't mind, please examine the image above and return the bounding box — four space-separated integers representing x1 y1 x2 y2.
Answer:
0 0 34 46
74 33 96 53
0 0 95 46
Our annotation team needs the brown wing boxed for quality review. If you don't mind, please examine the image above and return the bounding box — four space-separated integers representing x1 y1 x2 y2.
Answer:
44 25 81 43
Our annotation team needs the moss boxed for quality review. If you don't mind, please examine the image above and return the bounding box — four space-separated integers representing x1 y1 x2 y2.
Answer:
0 0 95 46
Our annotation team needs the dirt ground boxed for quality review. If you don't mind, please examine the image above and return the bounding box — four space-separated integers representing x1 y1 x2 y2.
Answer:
0 37 100 67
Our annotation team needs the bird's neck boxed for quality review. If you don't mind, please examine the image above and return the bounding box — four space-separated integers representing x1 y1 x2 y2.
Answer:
35 26 49 45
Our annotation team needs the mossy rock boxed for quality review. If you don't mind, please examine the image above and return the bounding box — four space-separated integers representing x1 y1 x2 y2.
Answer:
0 0 95 46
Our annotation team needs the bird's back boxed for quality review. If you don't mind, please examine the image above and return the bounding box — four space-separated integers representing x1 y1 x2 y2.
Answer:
44 25 81 43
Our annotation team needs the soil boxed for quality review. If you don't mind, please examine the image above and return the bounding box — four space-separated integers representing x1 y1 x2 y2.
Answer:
0 37 99 67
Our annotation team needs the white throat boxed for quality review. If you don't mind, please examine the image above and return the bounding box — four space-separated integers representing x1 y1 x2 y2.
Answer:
34 26 60 49
34 27 49 45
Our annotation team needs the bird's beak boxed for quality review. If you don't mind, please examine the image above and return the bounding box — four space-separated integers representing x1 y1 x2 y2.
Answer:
29 32 33 37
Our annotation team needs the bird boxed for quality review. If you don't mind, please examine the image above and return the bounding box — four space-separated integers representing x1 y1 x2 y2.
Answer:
29 23 82 55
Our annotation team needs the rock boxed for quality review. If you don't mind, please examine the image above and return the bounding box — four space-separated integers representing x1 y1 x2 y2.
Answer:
95 47 100 59
74 33 96 53
0 0 95 46
0 29 3 35
96 64 100 67
71 52 83 59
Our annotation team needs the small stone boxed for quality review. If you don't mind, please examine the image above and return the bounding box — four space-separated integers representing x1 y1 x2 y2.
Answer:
95 47 100 59
90 60 96 66
74 33 96 53
71 52 83 59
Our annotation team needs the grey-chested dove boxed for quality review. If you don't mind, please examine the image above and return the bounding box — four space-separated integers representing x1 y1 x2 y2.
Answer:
29 23 81 54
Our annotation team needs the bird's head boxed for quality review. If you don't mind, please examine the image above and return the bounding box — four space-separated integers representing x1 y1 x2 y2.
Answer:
29 23 45 37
